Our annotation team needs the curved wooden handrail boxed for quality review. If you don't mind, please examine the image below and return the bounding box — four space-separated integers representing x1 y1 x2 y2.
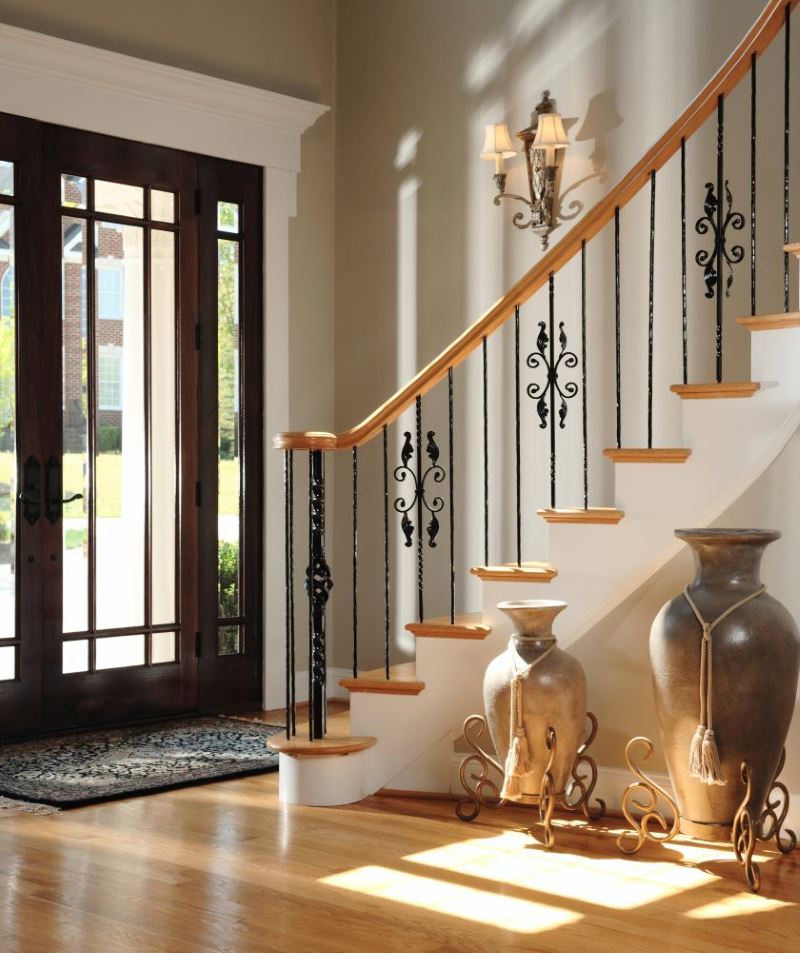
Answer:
275 0 796 452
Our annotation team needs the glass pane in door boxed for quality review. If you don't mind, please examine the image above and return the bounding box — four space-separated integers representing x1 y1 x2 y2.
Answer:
0 204 15 643
62 216 89 633
94 222 145 631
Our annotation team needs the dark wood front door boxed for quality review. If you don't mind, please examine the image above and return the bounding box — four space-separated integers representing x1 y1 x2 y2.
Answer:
0 113 263 737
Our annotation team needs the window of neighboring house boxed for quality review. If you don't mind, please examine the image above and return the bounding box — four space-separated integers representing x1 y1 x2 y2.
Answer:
0 267 13 320
98 346 122 411
97 264 124 320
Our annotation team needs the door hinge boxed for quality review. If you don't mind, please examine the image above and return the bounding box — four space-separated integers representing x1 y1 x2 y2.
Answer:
195 480 202 506
195 631 202 658
195 188 202 215
195 323 202 350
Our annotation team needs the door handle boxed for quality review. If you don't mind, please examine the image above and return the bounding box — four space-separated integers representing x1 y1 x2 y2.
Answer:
19 455 42 525
45 456 83 524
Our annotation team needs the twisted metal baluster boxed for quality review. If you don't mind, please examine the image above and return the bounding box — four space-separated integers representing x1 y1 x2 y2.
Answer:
681 138 688 384
785 4 791 313
615 205 621 447
581 240 588 508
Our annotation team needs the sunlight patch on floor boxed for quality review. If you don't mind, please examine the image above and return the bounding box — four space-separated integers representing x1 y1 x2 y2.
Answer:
403 829 716 910
685 891 795 919
320 864 582 933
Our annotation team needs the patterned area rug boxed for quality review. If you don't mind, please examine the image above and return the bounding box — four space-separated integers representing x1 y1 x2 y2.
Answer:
0 717 282 808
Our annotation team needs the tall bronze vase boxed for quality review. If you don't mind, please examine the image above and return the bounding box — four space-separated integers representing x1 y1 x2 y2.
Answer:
650 529 800 840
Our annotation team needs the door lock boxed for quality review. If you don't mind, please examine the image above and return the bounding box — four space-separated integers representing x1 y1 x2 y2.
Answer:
19 455 42 526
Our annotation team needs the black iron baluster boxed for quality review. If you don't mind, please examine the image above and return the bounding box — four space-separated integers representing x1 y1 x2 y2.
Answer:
785 4 791 312
681 138 688 384
307 453 312 740
548 274 557 505
648 170 656 449
448 367 455 624
751 52 757 316
284 449 295 738
482 335 488 566
526 275 578 509
716 94 724 382
615 206 621 448
514 304 522 566
306 449 332 740
415 395 424 621
289 451 295 735
383 425 390 679
581 240 588 509
351 446 358 679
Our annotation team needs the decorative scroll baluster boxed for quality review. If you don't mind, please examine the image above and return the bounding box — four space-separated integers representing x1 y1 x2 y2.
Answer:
482 335 489 566
614 205 621 448
415 396 423 621
648 170 656 449
681 138 688 384
784 4 791 312
694 95 744 382
581 240 588 509
393 396 445 623
351 446 358 679
284 450 296 738
716 94 724 379
750 52 757 316
383 425 390 679
527 273 578 509
306 449 332 740
448 368 455 624
514 305 522 566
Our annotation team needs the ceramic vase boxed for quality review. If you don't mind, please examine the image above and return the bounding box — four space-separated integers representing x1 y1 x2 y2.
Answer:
484 599 587 801
650 528 800 840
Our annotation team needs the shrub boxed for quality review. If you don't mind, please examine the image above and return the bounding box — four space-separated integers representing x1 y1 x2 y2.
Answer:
218 540 239 617
98 425 121 453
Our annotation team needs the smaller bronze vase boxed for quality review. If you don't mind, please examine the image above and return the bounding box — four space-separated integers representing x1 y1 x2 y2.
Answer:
484 600 587 802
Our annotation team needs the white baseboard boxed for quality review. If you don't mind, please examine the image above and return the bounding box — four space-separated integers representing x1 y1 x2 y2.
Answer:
449 755 800 836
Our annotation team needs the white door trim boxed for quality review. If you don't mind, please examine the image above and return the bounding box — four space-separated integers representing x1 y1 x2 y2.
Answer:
0 21 328 708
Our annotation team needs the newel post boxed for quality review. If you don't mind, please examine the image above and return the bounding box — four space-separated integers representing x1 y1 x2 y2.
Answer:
306 449 333 739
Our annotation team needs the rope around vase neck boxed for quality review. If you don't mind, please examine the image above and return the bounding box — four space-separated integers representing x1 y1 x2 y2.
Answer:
682 584 765 786
500 638 557 800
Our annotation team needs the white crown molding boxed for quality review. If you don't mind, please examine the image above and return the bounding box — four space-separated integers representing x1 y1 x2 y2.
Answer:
0 22 328 136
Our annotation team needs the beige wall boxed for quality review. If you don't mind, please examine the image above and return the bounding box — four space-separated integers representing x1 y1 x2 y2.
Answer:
0 0 338 437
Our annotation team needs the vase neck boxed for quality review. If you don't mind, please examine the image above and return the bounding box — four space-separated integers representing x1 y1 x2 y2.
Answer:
681 533 776 593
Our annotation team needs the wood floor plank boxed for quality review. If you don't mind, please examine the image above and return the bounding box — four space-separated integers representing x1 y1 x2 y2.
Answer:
0 769 797 953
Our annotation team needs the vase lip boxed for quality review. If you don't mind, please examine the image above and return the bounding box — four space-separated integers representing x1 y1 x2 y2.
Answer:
497 599 568 611
675 527 781 545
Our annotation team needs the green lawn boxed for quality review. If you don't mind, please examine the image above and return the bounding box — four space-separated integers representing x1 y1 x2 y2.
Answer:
0 451 240 520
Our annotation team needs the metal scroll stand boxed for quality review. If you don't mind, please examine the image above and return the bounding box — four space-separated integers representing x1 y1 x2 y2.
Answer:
616 736 796 892
455 712 606 848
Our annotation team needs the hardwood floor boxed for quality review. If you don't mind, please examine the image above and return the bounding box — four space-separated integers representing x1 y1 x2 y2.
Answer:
0 741 797 952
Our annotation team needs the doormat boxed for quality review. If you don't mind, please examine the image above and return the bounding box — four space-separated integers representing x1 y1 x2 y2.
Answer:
0 716 282 808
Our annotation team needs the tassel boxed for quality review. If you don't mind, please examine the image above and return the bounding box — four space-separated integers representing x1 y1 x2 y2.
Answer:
688 724 706 779
699 728 726 786
500 730 529 800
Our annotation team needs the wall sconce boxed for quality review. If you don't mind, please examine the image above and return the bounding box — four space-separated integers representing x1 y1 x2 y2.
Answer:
482 91 570 249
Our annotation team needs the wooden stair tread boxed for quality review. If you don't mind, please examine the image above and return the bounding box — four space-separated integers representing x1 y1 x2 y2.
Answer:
267 734 377 757
603 448 691 463
670 382 760 399
405 613 491 639
783 242 800 256
537 507 624 524
339 662 425 695
470 561 558 582
738 311 800 331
